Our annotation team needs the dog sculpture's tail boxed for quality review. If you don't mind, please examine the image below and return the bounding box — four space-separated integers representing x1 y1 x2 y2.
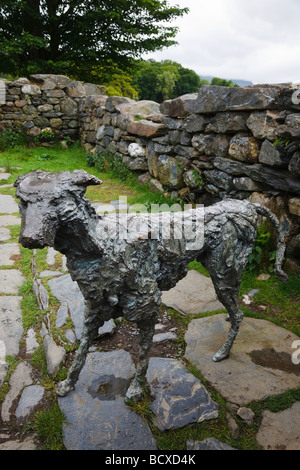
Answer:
253 203 288 283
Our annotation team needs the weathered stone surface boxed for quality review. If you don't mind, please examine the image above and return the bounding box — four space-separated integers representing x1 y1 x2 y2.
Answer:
133 100 160 117
246 110 286 141
21 84 41 96
214 157 300 195
146 357 219 430
58 351 157 450
289 151 300 176
229 134 261 163
204 170 233 191
157 155 184 189
122 156 148 171
0 437 38 450
160 94 198 117
33 278 49 310
105 96 135 113
232 176 265 192
152 332 177 343
276 113 300 139
259 139 290 167
65 81 86 98
82 83 106 95
15 385 45 423
0 214 21 226
184 114 207 133
195 85 279 113
183 169 202 189
127 119 165 138
0 270 24 293
0 227 10 241
128 142 146 157
185 315 300 405
162 270 225 314
1 362 33 422
31 74 70 89
256 402 300 450
149 178 164 193
289 197 300 216
61 97 78 116
43 334 66 376
0 296 23 356
191 133 215 155
25 328 39 354
206 112 249 134
0 194 19 214
187 437 236 450
48 274 84 339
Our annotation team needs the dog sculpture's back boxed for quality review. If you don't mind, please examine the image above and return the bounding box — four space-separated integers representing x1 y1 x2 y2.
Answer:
14 170 287 401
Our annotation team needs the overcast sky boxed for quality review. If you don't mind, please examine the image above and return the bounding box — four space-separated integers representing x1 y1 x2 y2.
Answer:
143 0 300 84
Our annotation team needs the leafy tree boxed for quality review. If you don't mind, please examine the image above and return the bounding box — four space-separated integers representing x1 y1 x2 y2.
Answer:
0 0 188 82
211 77 239 87
132 59 200 102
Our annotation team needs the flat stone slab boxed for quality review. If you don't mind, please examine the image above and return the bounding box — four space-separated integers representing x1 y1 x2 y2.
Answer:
0 296 23 356
256 401 300 450
0 215 21 226
0 173 11 181
0 270 24 294
58 350 157 450
185 314 300 405
162 270 225 314
0 194 19 214
48 274 84 339
0 227 10 241
0 243 21 266
15 385 45 424
146 357 219 431
187 437 236 450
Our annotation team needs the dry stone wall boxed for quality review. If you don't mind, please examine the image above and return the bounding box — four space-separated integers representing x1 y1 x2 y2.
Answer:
80 84 300 272
0 75 105 141
1 76 300 270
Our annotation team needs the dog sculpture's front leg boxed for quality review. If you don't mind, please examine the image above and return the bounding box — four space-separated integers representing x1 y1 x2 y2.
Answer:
126 314 158 403
56 306 101 396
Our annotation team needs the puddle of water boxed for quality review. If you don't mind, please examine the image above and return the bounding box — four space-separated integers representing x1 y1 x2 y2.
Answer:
88 375 130 400
249 348 300 376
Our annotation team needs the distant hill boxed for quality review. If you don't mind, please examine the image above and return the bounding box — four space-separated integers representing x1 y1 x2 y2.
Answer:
200 75 253 87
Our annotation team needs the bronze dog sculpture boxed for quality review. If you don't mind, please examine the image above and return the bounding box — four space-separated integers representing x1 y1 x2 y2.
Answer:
14 170 287 401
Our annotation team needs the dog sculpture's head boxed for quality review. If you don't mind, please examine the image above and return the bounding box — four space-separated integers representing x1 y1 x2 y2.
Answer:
14 170 102 249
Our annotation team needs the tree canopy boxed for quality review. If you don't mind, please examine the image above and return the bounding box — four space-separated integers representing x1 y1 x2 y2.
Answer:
132 59 201 102
0 0 188 81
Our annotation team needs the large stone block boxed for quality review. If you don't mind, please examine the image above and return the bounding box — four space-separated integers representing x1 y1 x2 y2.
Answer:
160 94 198 117
157 155 184 189
229 134 261 163
127 119 166 138
246 110 286 141
206 111 249 134
195 85 279 113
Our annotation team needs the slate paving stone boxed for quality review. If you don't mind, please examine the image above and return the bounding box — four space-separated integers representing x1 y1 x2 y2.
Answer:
162 270 225 314
186 437 236 450
0 243 21 266
0 270 24 294
58 350 157 450
15 385 45 424
185 314 300 405
256 401 300 450
146 357 219 431
0 194 19 214
0 227 11 241
0 296 23 356
0 215 21 226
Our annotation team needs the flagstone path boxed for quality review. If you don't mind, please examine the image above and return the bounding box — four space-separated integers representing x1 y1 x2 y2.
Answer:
0 170 299 451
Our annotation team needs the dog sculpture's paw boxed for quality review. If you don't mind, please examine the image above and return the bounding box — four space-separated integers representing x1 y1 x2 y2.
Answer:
125 378 144 403
213 348 230 362
56 379 74 397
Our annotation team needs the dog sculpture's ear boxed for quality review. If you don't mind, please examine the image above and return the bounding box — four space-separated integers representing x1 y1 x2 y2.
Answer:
70 170 102 187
